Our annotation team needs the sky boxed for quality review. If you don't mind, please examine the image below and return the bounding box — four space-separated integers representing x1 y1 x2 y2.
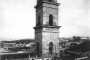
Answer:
0 0 90 40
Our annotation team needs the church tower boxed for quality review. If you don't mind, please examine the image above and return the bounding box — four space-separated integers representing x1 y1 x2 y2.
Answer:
34 0 61 57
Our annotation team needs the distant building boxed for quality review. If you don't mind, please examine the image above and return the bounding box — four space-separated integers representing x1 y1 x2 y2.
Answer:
3 43 16 49
0 42 3 48
1 39 35 52
0 39 35 60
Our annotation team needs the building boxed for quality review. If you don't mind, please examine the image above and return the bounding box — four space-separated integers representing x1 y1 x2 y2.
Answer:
3 43 16 49
0 39 35 52
0 39 35 60
34 0 61 57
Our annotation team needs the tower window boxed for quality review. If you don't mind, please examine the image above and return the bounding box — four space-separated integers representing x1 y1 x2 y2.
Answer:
49 42 53 54
49 14 53 26
38 16 41 26
37 42 39 53
49 0 53 2
36 42 40 57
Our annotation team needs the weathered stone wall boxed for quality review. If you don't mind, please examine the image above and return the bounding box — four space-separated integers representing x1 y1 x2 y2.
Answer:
43 3 59 26
35 27 60 57
42 28 59 56
35 29 42 56
36 5 43 26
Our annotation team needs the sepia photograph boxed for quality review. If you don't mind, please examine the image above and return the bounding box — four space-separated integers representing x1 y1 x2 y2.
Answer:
0 0 90 60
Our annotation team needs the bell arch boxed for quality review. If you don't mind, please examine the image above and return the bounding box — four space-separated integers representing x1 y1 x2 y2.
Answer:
49 14 53 26
49 0 53 2
49 42 53 54
38 16 41 26
36 42 40 56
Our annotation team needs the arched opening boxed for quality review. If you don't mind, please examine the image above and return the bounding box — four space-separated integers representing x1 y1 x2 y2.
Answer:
37 0 41 4
49 14 53 26
49 0 53 2
49 42 53 54
36 42 39 56
38 16 41 26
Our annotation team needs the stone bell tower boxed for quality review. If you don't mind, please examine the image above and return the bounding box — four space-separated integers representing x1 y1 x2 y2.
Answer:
34 0 61 57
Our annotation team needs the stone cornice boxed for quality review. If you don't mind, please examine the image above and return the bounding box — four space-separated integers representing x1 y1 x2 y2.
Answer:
34 25 61 29
35 1 60 9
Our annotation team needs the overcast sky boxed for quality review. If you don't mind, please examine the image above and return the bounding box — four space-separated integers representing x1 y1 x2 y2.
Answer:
0 0 90 40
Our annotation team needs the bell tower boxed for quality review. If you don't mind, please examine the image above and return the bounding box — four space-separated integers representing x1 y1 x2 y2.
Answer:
34 0 61 57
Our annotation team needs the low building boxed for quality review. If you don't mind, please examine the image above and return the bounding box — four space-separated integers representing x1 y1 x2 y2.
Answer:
3 43 16 49
0 39 35 60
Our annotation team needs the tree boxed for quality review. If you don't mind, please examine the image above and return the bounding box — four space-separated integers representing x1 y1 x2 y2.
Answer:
73 36 81 42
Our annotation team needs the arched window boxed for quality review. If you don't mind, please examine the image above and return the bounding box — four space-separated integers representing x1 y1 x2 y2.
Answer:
49 42 53 54
49 14 53 26
38 16 41 26
49 0 53 2
37 0 41 3
37 42 39 53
